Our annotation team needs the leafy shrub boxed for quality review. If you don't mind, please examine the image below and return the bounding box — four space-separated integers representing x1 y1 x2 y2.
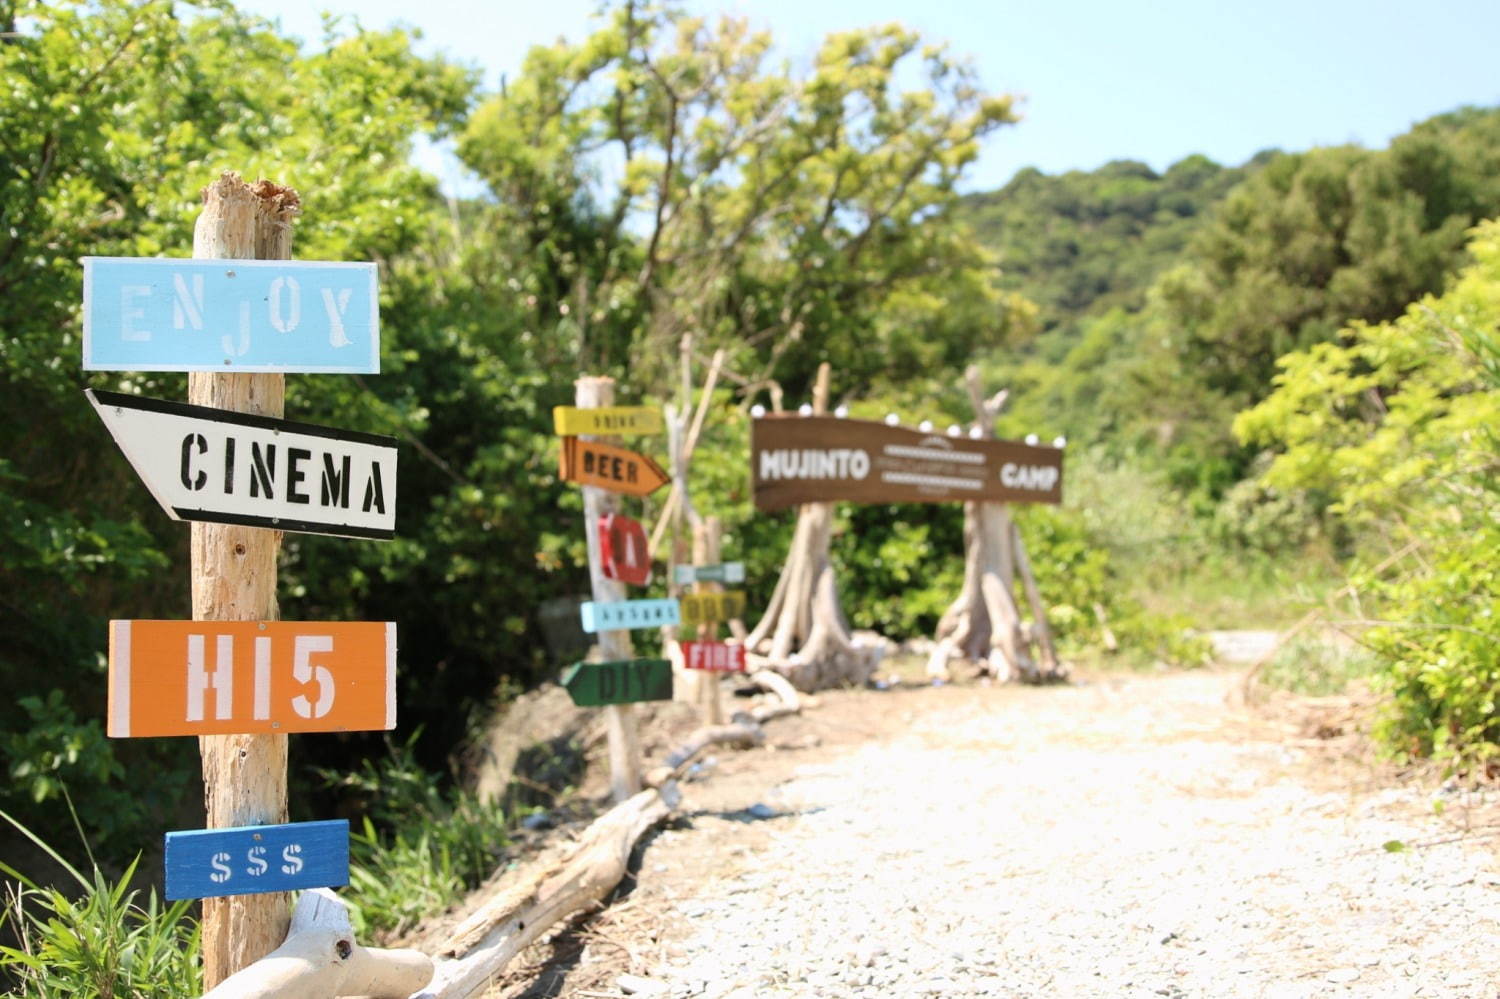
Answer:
318 736 510 938
0 812 199 998
1237 220 1500 768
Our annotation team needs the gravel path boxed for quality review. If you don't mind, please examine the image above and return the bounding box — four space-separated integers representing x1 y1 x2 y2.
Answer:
508 671 1500 998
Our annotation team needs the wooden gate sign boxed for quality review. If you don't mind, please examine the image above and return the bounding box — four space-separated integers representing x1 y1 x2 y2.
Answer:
599 513 651 586
751 414 1063 511
108 620 397 737
673 562 745 585
82 257 379 373
553 406 663 437
164 819 348 900
87 389 397 540
679 591 747 628
579 599 680 633
560 658 674 706
560 437 669 497
680 641 747 672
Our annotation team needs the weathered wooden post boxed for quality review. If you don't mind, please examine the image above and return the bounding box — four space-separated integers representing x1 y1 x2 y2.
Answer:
576 376 645 801
192 174 295 985
689 515 726 724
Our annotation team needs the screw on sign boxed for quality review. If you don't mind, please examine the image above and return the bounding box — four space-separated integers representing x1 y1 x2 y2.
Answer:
560 658 674 706
680 640 747 672
599 512 651 585
107 620 397 737
164 820 349 900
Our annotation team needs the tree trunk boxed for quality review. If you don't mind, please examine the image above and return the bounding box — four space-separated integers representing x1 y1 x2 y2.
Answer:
744 363 881 691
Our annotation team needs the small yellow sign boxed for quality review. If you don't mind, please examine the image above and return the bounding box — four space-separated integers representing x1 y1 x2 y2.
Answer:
680 592 747 628
553 406 664 437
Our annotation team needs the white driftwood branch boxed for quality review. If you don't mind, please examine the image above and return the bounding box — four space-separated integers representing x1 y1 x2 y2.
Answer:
643 667 803 787
414 785 680 999
201 889 432 999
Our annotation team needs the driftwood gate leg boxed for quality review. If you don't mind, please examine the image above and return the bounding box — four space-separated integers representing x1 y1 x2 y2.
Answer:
745 363 881 691
929 365 1055 683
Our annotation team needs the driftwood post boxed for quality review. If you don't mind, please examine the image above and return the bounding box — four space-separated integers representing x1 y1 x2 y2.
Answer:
191 173 298 986
690 515 726 724
927 365 1063 683
745 363 879 691
576 376 644 802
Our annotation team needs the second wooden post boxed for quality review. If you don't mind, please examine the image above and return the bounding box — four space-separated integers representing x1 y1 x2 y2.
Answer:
576 376 645 801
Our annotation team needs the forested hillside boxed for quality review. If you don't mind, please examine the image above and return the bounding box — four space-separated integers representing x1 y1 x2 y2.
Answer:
1 4 1496 962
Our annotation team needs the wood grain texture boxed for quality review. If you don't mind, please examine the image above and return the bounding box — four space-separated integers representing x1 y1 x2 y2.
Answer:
189 172 298 987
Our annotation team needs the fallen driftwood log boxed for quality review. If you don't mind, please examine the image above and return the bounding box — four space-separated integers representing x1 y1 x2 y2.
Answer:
201 889 432 999
412 670 804 998
644 669 803 787
412 783 680 999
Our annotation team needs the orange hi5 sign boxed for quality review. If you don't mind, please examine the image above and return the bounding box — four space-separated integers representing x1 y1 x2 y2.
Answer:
108 620 396 738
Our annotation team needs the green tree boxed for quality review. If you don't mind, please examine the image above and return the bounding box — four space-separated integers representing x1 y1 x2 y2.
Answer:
458 2 1030 401
0 0 480 862
1236 221 1500 767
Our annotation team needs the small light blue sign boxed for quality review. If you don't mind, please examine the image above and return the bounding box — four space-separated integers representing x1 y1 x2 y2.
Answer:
164 819 349 900
580 598 681 633
82 257 379 373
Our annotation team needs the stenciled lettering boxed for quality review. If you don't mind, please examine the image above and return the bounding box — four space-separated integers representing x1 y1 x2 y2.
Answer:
1000 463 1059 492
759 448 870 481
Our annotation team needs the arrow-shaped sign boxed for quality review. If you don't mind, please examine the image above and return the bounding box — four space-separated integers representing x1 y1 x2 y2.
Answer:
553 405 663 437
561 437 670 497
560 659 674 706
87 389 397 539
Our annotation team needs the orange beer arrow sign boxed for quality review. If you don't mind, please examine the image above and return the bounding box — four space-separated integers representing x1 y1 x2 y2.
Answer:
561 437 669 497
108 620 396 738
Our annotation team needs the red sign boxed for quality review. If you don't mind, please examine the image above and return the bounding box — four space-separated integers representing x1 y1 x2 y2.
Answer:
680 640 747 672
599 513 651 586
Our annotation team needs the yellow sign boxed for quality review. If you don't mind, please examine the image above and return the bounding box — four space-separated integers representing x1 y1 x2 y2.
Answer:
553 406 664 437
680 592 747 628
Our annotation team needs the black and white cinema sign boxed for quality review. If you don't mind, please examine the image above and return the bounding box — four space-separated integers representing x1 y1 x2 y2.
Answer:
86 389 397 540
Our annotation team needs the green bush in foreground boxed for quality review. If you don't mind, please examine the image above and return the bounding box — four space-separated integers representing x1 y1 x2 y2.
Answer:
1237 220 1500 769
0 812 199 998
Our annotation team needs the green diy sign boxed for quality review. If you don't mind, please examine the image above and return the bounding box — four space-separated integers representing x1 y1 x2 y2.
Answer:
560 658 673 707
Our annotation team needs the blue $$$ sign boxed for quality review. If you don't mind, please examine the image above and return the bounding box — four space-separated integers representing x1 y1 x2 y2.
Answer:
82 257 379 373
164 819 349 900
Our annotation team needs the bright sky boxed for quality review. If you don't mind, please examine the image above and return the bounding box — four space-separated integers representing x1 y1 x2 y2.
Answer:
237 0 1500 194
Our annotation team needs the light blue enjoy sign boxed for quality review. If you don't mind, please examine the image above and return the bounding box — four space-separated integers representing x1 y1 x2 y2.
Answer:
82 257 379 373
